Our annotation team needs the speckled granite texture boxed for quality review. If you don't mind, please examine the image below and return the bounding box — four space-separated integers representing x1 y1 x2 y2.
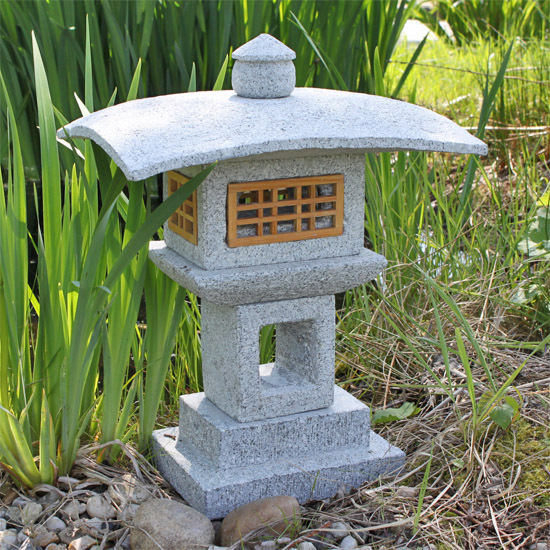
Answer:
148 243 386 305
153 418 405 519
201 295 334 423
163 154 365 270
231 34 296 99
178 386 370 469
232 34 296 62
57 88 487 181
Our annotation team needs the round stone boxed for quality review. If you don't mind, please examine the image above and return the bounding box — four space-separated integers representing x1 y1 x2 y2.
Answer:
0 529 18 548
220 496 301 546
329 522 349 540
339 535 358 549
44 516 67 533
21 501 43 525
33 529 59 547
86 495 116 520
130 499 214 550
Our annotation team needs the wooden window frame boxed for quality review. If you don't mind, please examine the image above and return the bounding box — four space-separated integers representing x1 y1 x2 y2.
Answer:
227 174 344 247
167 171 198 245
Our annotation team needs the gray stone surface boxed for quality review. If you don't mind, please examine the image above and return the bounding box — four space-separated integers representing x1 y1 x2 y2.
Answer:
232 60 296 99
57 88 487 181
232 35 296 99
178 386 370 469
149 242 386 305
232 34 296 62
201 295 334 422
153 423 404 519
163 154 366 270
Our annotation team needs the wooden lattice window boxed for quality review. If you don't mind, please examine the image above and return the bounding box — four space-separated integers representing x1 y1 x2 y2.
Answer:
167 171 198 245
227 174 344 247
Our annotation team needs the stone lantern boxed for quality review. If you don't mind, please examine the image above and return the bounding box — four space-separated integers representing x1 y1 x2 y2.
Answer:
58 34 486 519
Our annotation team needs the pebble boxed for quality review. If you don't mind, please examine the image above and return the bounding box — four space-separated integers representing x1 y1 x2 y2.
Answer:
86 494 116 520
220 496 301 546
396 486 419 499
131 498 215 550
277 537 291 544
339 535 357 549
0 510 5 519
297 543 317 550
5 507 20 525
12 496 31 507
530 545 550 550
68 535 97 550
46 545 68 550
261 541 277 548
328 521 349 540
45 516 67 533
0 529 18 548
0 521 5 532
33 529 59 547
21 501 43 525
62 501 86 520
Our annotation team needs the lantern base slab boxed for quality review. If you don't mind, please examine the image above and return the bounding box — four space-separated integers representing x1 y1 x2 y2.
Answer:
152 387 404 519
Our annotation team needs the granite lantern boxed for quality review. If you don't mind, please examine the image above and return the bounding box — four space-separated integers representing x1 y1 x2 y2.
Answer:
58 34 487 519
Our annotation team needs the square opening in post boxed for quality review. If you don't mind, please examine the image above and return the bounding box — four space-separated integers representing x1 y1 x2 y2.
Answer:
167 171 198 245
227 174 344 247
258 320 318 397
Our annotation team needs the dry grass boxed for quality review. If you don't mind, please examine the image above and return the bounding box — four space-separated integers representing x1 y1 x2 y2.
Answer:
315 355 549 549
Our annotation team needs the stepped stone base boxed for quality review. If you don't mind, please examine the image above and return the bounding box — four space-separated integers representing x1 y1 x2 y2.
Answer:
153 386 404 519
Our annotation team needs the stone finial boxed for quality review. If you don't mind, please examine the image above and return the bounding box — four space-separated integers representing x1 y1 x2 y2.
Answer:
231 34 296 99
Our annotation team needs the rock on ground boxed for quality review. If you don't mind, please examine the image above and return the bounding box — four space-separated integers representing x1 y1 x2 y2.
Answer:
339 535 357 549
130 498 214 550
220 496 301 546
86 494 116 520
328 521 349 540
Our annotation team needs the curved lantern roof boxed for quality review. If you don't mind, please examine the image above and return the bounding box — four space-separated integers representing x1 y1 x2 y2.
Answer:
57 36 487 182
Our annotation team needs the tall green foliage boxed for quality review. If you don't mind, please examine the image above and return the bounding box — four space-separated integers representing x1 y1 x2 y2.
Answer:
419 0 549 46
0 0 421 175
0 32 214 485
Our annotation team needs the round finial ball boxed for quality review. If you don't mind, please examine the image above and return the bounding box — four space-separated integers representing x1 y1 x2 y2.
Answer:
231 34 296 99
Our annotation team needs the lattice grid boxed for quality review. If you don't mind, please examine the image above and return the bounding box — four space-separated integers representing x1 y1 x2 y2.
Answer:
167 171 198 245
227 174 344 247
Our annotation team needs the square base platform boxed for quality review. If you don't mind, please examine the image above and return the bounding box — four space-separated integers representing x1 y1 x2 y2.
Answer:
153 387 404 519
